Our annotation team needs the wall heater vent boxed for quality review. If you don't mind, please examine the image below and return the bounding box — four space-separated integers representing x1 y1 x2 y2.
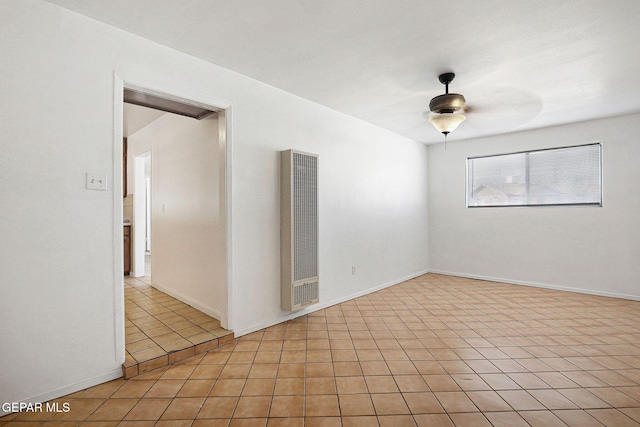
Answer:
281 150 319 311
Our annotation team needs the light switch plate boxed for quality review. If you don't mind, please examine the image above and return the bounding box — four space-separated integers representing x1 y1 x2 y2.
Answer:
86 173 107 191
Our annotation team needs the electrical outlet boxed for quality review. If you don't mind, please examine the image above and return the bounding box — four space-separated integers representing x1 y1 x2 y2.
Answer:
86 173 107 191
352 266 356 275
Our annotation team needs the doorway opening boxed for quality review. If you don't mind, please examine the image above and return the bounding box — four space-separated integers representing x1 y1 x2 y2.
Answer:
118 83 233 377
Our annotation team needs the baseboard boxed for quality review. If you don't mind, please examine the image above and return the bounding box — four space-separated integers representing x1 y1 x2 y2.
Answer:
429 269 640 302
150 281 222 321
1 368 122 417
234 268 431 337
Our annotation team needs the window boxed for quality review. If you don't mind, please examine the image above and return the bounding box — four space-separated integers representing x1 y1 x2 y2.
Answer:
467 143 602 208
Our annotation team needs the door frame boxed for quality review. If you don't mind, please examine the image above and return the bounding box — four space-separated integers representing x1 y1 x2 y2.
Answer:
111 72 234 363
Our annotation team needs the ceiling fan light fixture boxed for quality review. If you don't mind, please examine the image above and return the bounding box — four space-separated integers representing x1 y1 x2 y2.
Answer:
428 113 466 135
427 72 467 136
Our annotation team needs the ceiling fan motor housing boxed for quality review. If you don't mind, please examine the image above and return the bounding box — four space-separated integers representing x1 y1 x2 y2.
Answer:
429 93 466 113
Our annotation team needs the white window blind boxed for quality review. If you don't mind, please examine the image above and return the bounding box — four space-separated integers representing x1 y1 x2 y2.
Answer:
467 144 602 207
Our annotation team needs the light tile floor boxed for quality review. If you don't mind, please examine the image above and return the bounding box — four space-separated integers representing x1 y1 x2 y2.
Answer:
124 275 233 376
4 273 640 426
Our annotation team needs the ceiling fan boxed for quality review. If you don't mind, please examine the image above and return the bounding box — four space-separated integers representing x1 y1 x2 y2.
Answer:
424 72 467 137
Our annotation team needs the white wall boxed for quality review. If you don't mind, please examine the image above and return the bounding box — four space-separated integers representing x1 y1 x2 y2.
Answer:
428 113 640 299
233 109 430 335
128 114 226 320
0 0 429 407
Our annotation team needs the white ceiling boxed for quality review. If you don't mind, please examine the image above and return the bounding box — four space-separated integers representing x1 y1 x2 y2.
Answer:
45 0 640 144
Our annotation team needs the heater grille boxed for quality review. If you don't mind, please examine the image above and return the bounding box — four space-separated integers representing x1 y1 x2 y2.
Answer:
281 150 319 311
294 281 319 307
293 152 318 281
